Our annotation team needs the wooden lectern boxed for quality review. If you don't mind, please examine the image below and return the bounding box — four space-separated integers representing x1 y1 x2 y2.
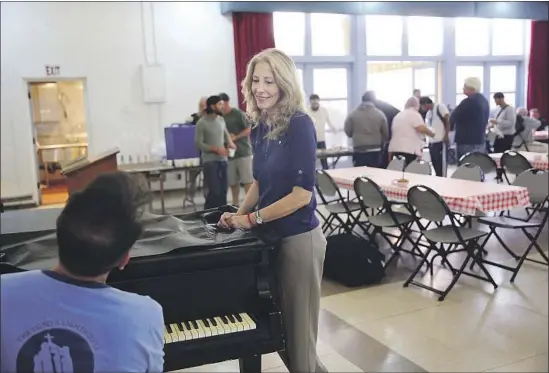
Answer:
61 148 120 195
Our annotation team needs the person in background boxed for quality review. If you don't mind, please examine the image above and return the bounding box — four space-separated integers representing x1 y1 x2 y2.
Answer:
420 96 450 177
195 95 236 209
389 96 435 166
530 108 548 131
308 94 338 169
344 91 389 168
514 107 548 153
218 92 254 207
414 89 427 121
450 77 490 160
187 96 207 125
218 48 327 373
368 91 401 168
1 172 164 373
489 92 516 154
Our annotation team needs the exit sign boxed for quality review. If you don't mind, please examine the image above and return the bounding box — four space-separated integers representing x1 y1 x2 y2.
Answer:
45 65 60 76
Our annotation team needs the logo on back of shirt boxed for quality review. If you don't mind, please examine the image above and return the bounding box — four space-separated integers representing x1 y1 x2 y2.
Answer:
17 328 94 373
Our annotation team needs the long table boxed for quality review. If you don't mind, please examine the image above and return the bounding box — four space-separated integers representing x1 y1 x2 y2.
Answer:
326 167 530 216
489 151 549 170
119 162 203 214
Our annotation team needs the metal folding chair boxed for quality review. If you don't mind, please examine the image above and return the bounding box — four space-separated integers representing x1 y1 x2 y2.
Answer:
500 151 533 185
405 159 431 175
353 177 424 268
403 185 498 301
315 170 363 236
459 152 498 177
451 163 484 182
476 169 549 281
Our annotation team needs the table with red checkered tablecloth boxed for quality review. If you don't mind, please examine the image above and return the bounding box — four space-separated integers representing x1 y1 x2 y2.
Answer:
326 167 530 216
489 151 549 170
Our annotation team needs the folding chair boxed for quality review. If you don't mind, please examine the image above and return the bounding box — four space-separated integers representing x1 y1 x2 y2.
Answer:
403 185 498 301
315 170 363 236
405 159 431 175
459 152 498 181
353 177 424 268
476 169 549 282
500 151 533 185
451 163 484 182
387 155 406 171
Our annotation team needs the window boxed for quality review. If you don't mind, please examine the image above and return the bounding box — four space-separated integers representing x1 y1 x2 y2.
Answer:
413 67 436 98
312 68 348 99
311 13 351 56
367 62 413 110
455 18 490 56
407 17 444 56
456 65 484 105
273 12 305 56
296 68 305 96
365 15 403 56
492 19 525 56
489 65 517 93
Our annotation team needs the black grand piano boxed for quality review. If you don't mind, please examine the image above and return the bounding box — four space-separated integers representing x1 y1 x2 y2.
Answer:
0 205 285 372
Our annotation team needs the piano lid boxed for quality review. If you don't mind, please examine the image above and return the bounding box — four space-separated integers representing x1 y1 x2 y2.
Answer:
0 209 276 272
61 147 120 175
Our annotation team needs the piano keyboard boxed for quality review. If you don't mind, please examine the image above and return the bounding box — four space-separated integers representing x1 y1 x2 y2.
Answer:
164 312 257 344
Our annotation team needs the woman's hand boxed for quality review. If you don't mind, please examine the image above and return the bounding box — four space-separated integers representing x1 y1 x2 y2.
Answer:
218 212 236 229
228 214 253 230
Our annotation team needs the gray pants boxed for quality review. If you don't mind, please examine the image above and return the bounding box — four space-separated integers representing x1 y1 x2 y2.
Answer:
276 225 328 373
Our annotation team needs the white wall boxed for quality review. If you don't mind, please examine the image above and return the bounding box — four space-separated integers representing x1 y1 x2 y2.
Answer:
0 1 237 201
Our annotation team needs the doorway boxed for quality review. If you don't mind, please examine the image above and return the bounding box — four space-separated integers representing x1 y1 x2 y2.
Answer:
28 80 89 206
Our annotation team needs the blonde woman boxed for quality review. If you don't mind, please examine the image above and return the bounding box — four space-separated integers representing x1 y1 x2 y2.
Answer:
218 48 327 373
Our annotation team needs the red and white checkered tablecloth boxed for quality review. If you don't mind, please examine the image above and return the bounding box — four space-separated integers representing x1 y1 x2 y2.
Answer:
489 152 549 170
327 167 531 216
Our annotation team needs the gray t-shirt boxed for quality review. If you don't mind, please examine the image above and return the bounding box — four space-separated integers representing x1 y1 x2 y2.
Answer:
195 115 230 163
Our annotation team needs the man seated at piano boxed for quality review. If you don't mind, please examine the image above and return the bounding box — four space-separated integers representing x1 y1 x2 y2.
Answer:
218 48 328 373
0 172 164 373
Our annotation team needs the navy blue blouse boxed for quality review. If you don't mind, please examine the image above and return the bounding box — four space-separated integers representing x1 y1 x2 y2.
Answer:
251 111 320 238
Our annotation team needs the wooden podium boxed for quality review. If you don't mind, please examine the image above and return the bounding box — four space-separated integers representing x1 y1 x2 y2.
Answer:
61 148 120 195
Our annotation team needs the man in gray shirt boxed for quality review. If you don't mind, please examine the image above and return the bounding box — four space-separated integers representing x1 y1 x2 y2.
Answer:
344 91 389 168
195 95 235 209
513 107 547 153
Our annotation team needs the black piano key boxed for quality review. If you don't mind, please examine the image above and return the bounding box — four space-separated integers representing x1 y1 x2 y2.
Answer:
183 321 192 330
222 316 230 324
202 319 210 327
209 318 218 327
174 323 184 332
227 314 236 323
166 324 173 333
191 320 199 329
235 314 243 322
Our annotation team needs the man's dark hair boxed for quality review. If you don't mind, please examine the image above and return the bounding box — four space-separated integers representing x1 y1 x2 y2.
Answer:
309 94 320 101
419 96 433 105
362 91 376 103
205 95 222 114
493 92 505 99
219 93 230 102
56 171 151 277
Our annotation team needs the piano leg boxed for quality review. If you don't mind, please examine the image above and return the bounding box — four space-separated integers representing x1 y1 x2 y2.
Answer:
239 354 261 373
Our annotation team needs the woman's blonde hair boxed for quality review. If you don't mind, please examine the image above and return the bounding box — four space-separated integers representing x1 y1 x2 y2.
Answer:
241 48 306 139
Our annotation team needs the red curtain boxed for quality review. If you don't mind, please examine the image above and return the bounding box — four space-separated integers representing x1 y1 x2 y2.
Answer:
232 12 276 110
527 20 549 117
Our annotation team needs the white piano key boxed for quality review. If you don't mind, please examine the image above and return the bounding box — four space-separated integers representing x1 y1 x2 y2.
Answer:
193 320 206 338
181 322 193 340
164 326 173 344
168 324 180 342
198 319 212 337
241 313 257 330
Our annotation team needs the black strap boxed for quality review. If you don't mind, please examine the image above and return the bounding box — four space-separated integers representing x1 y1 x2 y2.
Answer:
496 105 509 119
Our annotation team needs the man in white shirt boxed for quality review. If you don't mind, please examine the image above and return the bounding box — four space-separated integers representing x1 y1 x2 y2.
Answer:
420 97 450 177
308 94 337 169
